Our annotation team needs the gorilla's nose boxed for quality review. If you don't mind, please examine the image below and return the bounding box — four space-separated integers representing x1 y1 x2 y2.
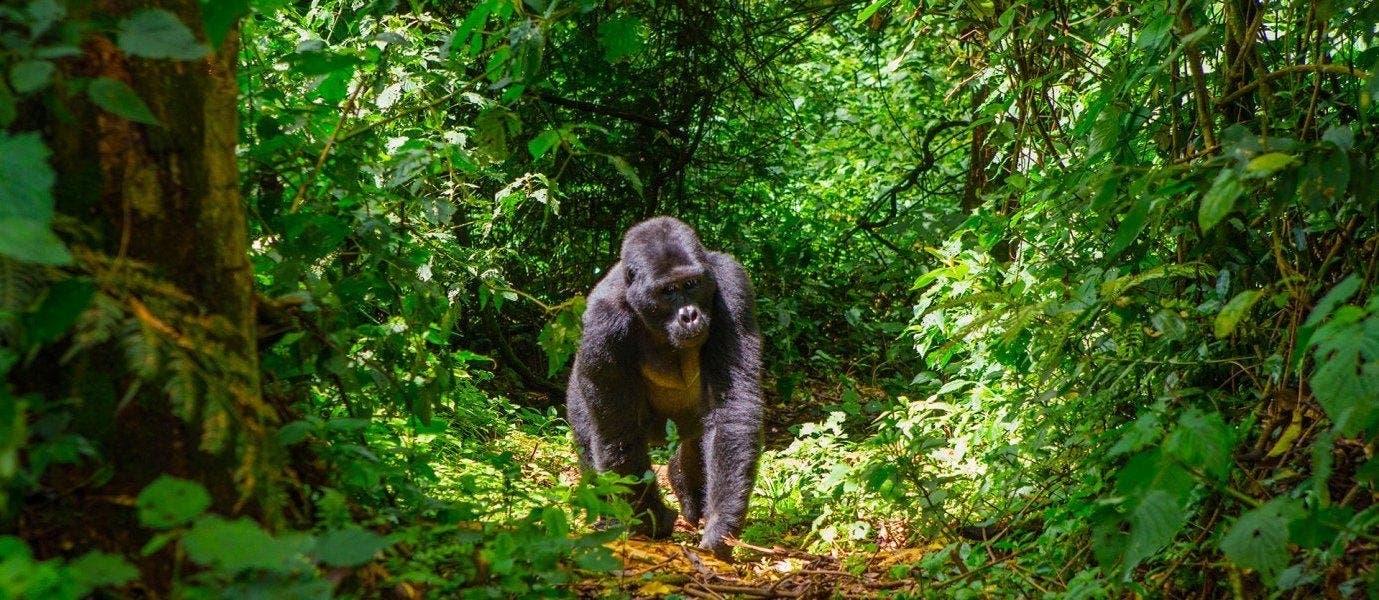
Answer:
678 306 702 326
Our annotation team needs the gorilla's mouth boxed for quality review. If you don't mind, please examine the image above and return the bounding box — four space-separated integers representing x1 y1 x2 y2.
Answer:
670 320 710 348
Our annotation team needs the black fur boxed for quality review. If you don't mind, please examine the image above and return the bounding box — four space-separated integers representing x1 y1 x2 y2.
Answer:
566 216 763 560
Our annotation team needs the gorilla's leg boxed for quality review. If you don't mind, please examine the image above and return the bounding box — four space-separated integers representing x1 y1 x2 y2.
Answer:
595 434 678 539
668 435 707 525
568 403 595 469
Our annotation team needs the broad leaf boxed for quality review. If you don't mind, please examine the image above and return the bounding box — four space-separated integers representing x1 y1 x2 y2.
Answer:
1108 412 1161 456
1220 497 1303 585
0 219 71 265
1309 311 1379 436
117 9 209 60
88 78 159 125
1165 409 1234 479
0 132 69 265
25 278 96 344
9 60 55 93
183 516 310 574
1245 152 1295 176
1123 490 1185 573
528 129 562 159
1321 126 1353 151
1108 198 1150 258
607 155 642 194
1199 169 1243 232
0 133 55 221
1303 275 1362 329
1294 275 1364 363
314 527 391 567
136 476 210 528
1215 290 1261 338
68 551 138 589
857 0 894 22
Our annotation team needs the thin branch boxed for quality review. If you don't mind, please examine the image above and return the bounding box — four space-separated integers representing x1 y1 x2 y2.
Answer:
536 92 687 139
1214 63 1368 107
1178 9 1218 151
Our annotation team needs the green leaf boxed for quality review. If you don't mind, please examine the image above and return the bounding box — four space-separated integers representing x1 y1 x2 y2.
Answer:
1304 276 1362 329
528 129 562 160
451 1 495 58
1215 290 1262 338
289 51 361 77
572 546 621 572
1295 275 1364 364
1322 126 1353 151
28 0 65 37
9 60 55 93
1298 149 1351 210
1108 197 1150 258
136 476 211 528
1137 13 1174 50
140 531 177 556
0 132 55 222
1199 169 1243 232
1309 312 1379 436
1288 506 1353 549
26 279 96 344
68 551 138 589
1245 152 1296 176
0 219 71 265
607 155 642 194
277 420 313 445
857 0 893 22
1115 449 1195 501
597 15 645 62
1357 456 1379 486
117 9 208 60
0 132 69 265
1123 490 1185 573
1164 409 1234 479
198 0 250 49
183 516 307 573
315 527 391 567
88 78 159 125
1109 412 1160 456
1220 497 1303 585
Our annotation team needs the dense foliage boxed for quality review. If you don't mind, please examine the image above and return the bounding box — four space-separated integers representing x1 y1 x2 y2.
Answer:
2 0 1377 597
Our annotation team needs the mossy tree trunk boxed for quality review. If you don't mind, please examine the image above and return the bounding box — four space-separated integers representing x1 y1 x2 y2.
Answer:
16 0 283 578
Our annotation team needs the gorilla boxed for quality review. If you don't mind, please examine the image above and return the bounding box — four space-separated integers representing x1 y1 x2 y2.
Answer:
566 216 763 560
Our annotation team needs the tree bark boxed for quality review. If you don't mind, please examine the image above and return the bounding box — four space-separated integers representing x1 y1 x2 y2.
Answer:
16 0 278 583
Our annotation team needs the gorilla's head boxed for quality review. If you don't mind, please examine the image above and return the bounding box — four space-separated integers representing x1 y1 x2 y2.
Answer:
621 217 717 349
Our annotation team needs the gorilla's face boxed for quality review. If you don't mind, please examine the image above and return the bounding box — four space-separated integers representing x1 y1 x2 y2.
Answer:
621 218 717 349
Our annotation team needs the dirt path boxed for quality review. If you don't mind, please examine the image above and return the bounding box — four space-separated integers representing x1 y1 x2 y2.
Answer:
578 537 943 598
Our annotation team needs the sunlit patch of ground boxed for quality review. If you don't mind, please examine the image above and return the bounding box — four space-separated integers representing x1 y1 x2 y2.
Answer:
576 536 948 598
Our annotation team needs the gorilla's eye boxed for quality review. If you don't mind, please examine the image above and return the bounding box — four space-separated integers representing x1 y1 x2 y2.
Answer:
683 278 701 290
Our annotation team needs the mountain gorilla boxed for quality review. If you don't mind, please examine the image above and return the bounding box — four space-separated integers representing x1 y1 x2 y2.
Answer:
566 216 763 560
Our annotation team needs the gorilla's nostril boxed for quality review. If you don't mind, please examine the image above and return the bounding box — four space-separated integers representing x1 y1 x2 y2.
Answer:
679 307 700 324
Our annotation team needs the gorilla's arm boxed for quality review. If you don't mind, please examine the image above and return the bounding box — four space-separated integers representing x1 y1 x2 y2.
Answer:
699 252 764 557
569 274 678 536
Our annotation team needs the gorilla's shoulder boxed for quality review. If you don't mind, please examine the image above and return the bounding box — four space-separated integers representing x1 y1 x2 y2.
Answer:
583 265 633 329
706 251 753 294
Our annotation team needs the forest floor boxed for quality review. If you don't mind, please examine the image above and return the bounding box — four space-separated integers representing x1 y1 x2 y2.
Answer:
582 535 946 599
557 380 958 599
